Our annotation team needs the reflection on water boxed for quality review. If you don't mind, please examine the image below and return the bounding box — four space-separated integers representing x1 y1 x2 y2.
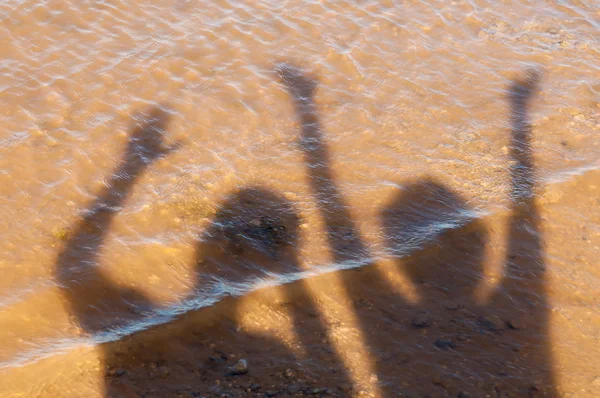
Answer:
1 0 599 396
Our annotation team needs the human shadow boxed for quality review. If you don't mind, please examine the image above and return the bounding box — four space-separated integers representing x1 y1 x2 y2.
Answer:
55 104 352 396
280 65 555 397
102 186 354 397
381 70 553 397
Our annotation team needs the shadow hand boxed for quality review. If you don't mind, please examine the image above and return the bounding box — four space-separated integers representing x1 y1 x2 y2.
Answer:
509 69 541 104
125 106 179 165
277 63 318 102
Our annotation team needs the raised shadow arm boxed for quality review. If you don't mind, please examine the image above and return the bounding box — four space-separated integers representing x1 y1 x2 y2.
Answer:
278 65 368 264
55 107 175 333
501 71 545 297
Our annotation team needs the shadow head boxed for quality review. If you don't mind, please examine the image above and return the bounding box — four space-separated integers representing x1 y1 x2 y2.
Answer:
380 179 487 297
197 187 303 281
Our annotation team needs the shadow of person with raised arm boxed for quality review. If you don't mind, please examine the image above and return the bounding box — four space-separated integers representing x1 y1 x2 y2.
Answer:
377 70 554 397
56 107 350 397
70 111 350 396
103 186 354 397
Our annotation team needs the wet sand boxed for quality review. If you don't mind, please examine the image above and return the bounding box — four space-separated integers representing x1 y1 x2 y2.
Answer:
3 179 600 397
3 68 600 396
1 0 600 397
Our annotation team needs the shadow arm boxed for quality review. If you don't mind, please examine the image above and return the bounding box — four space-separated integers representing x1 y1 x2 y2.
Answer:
494 71 546 306
55 107 173 333
278 65 368 263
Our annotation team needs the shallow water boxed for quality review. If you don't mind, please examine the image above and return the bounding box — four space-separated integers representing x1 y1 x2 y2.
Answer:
1 0 599 396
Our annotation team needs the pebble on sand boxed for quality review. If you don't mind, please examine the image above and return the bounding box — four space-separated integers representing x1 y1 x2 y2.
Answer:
434 339 456 350
411 311 433 328
479 315 504 331
227 359 249 376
